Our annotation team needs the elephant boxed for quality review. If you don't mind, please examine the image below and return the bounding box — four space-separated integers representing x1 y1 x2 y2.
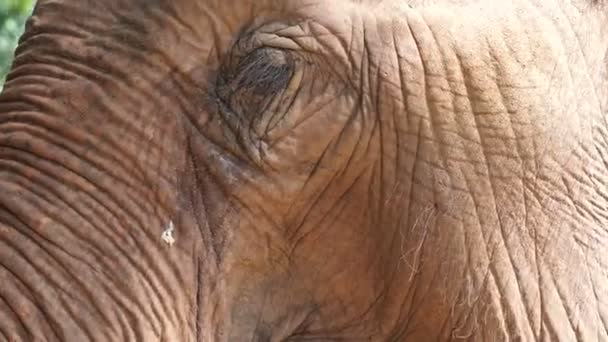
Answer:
0 0 607 340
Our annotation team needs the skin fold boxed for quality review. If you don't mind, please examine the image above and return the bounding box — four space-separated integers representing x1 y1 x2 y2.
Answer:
0 0 607 340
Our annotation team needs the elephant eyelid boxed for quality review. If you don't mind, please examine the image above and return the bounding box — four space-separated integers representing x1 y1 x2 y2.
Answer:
214 46 297 117
234 48 295 95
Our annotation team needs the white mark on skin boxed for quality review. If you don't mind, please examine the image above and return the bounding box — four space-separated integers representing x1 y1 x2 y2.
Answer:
209 149 238 185
161 221 176 246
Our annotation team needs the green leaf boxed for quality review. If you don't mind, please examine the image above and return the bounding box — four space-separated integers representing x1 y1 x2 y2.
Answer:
0 0 36 88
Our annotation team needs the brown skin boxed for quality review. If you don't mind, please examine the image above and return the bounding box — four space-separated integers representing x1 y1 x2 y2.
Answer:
1 0 608 340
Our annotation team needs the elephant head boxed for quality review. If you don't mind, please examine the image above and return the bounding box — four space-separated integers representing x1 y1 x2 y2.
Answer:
1 0 607 340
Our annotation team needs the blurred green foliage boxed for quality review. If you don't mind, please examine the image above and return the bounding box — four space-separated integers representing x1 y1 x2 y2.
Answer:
0 0 36 88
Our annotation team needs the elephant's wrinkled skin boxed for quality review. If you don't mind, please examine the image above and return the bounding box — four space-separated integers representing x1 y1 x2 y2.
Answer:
0 0 607 340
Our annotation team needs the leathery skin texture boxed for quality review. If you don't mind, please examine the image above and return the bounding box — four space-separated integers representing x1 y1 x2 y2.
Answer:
0 0 607 340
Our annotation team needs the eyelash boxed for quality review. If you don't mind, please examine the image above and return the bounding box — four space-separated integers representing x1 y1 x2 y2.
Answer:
214 46 296 113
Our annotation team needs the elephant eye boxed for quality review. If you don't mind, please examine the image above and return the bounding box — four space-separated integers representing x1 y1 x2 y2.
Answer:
215 47 296 120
